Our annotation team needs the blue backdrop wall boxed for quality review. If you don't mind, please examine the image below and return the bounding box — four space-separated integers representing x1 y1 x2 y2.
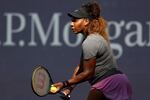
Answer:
0 0 150 100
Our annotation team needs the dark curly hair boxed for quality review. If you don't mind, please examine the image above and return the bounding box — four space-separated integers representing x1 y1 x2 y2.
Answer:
82 1 101 19
82 1 109 42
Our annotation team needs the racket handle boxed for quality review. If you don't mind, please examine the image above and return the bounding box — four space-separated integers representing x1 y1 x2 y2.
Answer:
59 92 70 100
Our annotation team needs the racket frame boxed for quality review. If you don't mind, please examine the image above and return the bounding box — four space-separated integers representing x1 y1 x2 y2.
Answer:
31 65 53 97
31 65 71 100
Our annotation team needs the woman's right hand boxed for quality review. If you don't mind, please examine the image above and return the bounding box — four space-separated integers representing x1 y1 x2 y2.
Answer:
49 82 64 94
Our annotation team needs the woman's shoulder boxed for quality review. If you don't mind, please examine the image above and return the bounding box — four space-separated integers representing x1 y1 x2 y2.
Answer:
84 33 105 44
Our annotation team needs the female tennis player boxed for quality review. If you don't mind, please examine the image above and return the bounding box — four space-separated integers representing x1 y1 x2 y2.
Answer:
51 1 132 100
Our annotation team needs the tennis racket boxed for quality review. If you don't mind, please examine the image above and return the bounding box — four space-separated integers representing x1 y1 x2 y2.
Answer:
31 65 70 100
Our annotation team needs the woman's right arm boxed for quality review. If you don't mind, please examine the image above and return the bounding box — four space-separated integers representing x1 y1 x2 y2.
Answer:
72 64 80 78
62 65 80 95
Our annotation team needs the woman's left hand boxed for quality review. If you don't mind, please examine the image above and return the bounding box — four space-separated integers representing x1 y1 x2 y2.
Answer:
61 88 71 96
